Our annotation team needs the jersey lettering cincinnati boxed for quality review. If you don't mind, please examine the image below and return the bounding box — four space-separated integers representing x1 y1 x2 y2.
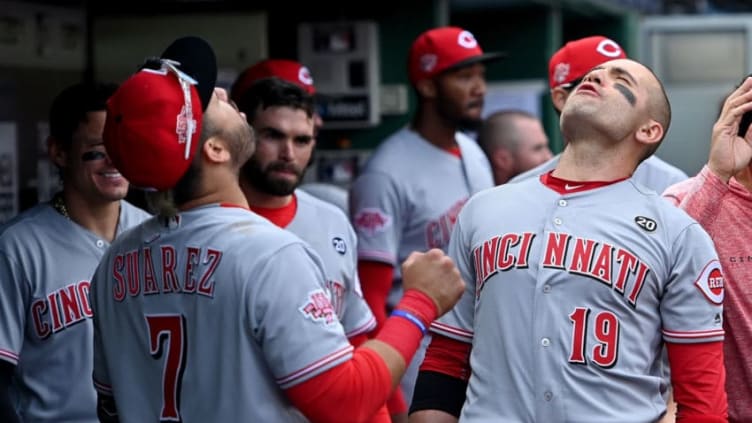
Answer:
473 231 650 307
110 245 222 301
31 281 93 339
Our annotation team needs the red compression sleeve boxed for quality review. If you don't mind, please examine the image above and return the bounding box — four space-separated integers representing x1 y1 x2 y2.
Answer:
286 348 392 423
377 290 437 363
347 330 390 423
358 260 394 332
666 341 727 422
286 290 436 422
420 334 472 381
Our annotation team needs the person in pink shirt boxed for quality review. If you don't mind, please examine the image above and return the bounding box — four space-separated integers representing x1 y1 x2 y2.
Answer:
662 75 752 423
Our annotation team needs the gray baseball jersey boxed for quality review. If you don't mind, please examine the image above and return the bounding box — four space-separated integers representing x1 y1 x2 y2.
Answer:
299 182 349 216
350 127 493 286
432 178 724 422
288 190 375 338
509 154 688 194
91 204 354 422
0 200 149 422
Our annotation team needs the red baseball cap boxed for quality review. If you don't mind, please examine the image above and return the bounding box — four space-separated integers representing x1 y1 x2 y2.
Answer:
548 35 626 89
231 59 315 103
104 36 217 191
408 26 504 85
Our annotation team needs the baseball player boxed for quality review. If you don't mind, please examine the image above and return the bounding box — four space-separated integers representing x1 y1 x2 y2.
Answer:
231 58 349 214
235 78 378 357
235 77 383 420
409 59 727 422
509 35 688 194
662 75 752 423
90 36 464 423
0 83 150 422
349 26 498 411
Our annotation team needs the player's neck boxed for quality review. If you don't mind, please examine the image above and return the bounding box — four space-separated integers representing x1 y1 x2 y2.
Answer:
411 108 459 150
61 190 121 242
179 182 249 212
554 140 637 181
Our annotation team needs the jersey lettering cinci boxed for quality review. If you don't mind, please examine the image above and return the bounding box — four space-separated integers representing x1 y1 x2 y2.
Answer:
31 281 93 338
473 231 651 306
111 245 222 301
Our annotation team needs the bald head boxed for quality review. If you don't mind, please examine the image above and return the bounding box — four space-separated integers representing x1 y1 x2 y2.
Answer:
478 110 552 184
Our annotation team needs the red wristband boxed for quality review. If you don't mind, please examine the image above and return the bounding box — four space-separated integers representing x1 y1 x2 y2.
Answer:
394 289 438 328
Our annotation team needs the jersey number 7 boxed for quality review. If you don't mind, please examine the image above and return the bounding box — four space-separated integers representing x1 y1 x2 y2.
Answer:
146 314 187 422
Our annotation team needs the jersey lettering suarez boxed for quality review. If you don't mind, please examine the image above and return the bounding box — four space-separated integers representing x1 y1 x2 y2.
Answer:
432 178 724 423
90 204 353 422
0 201 149 422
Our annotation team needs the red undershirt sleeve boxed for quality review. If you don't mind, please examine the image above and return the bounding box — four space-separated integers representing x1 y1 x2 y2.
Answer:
285 290 433 423
285 348 393 423
358 260 394 332
420 334 472 381
666 341 727 422
346 333 391 422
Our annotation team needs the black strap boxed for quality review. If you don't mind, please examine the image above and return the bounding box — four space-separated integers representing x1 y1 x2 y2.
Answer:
97 392 120 423
0 361 20 423
409 370 468 418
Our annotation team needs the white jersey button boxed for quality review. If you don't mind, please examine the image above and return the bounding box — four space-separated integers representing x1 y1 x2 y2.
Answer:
541 337 550 347
544 391 553 401
558 199 567 207
96 240 104 248
543 284 551 293
554 218 562 225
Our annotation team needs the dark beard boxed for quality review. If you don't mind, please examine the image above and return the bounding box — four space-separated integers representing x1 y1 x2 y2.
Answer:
457 116 482 132
241 158 300 196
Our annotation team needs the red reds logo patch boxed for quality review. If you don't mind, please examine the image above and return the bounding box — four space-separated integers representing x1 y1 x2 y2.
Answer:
353 208 392 236
694 260 724 305
300 289 336 325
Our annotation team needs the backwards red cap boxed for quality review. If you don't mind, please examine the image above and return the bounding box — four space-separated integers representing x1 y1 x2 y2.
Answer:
231 59 315 103
104 36 217 191
408 26 504 85
548 35 626 89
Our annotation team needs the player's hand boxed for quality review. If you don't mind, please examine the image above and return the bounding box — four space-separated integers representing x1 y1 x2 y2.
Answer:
709 75 752 182
400 249 465 316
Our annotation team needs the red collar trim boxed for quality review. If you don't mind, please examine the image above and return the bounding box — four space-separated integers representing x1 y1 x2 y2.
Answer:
540 170 630 195
249 195 298 228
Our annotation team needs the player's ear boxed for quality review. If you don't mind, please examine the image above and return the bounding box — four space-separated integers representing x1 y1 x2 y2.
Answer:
635 119 664 146
47 136 67 169
415 78 437 99
490 148 513 173
551 87 569 112
201 136 231 164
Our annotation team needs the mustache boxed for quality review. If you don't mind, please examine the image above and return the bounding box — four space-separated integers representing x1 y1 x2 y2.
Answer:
267 162 301 174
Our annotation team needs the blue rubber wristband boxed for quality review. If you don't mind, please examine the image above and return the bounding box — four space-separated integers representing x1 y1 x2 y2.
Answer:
391 309 427 334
